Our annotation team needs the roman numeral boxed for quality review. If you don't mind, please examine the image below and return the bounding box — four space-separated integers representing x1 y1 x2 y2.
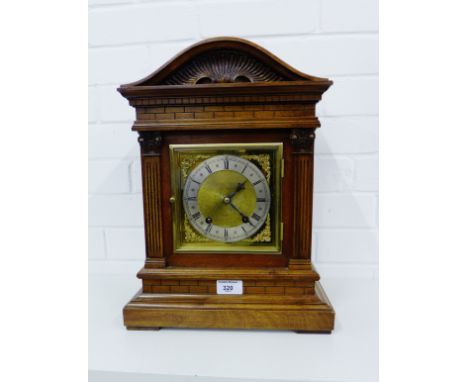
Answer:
251 213 261 221
184 196 197 201
224 157 229 169
205 224 213 233
241 226 247 233
205 165 212 174
256 198 266 202
190 177 200 185
224 229 228 240
241 163 248 174
252 179 263 186
191 212 201 220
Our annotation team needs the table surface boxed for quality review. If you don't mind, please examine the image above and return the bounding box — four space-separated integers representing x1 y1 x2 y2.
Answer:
89 273 378 382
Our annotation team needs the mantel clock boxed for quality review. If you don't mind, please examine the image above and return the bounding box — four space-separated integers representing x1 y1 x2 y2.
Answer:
118 37 335 332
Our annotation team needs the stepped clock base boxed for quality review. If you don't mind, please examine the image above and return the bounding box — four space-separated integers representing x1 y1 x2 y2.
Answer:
124 282 334 332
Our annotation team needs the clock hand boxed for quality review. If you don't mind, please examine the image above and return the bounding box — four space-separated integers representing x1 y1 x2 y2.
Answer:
225 180 247 199
228 201 253 225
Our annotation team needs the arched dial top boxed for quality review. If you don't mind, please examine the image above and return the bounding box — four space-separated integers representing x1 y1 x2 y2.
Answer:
182 155 270 243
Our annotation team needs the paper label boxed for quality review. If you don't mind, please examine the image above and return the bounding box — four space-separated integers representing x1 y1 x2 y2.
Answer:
216 280 243 295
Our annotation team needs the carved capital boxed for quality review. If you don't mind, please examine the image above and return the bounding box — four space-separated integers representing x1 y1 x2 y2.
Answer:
290 128 315 153
138 132 162 156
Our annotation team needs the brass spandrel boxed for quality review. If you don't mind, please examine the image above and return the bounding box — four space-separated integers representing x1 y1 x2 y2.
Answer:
169 142 282 253
179 154 211 182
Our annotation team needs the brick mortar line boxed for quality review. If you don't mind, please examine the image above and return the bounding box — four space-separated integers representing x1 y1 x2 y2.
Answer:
88 192 141 196
315 189 379 194
89 38 197 49
88 191 144 196
313 227 379 232
104 227 144 231
264 30 380 38
102 229 109 259
314 190 379 195
314 224 378 229
127 161 134 193
88 40 197 51
318 114 379 119
314 222 378 228
315 153 379 158
88 155 140 163
315 260 379 266
89 225 144 228
89 33 378 49
317 113 379 118
89 1 196 12
88 32 379 52
329 74 379 80
88 159 136 162
88 158 140 162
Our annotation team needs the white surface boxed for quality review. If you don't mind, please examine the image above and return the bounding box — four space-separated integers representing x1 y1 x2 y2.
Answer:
89 274 378 382
217 280 243 295
88 0 379 274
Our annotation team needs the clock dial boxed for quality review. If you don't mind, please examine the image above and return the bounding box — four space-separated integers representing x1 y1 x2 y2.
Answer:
183 155 270 243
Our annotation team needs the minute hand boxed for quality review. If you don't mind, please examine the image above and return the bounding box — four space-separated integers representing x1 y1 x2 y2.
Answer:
228 201 252 224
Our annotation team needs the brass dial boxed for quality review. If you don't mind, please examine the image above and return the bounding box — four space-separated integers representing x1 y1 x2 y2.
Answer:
182 155 270 242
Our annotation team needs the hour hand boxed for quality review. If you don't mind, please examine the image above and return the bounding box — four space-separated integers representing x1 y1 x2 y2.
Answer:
225 181 247 199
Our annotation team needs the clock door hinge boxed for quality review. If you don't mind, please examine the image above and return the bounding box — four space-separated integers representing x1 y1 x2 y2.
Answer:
280 222 284 241
281 158 284 178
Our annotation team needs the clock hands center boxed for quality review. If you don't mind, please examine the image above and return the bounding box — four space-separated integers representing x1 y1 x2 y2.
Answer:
223 181 247 204
218 180 256 225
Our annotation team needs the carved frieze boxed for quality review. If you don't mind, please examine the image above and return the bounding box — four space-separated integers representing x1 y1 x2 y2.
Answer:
162 49 287 85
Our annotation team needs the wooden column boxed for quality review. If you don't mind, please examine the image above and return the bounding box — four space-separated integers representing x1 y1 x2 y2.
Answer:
289 128 316 270
138 132 166 268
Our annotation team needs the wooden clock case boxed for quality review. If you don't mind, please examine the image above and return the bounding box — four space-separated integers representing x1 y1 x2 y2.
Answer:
118 37 335 332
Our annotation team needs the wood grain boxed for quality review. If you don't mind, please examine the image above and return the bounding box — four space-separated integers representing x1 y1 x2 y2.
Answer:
138 132 164 260
124 282 334 331
118 37 334 332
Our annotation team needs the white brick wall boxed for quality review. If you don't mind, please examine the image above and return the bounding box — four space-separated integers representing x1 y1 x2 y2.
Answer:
89 3 198 46
88 0 379 276
253 35 378 77
88 160 131 194
198 0 320 37
106 228 145 260
320 0 378 32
